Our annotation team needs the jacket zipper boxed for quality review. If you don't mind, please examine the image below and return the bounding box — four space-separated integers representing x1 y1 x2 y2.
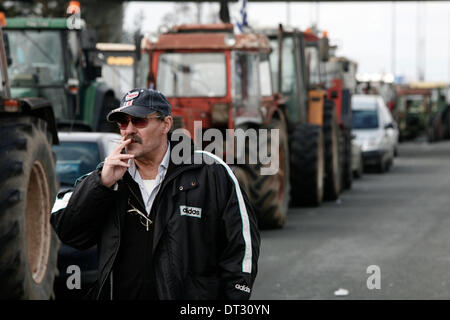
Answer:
97 202 122 300
110 271 113 300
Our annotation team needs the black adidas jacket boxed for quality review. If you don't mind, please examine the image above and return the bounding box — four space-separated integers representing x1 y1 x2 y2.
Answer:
50 142 260 300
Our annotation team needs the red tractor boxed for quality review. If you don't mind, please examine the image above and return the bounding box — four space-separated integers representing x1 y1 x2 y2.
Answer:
140 24 290 229
325 54 358 190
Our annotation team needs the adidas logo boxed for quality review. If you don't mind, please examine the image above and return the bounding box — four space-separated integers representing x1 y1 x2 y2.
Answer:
180 205 202 218
235 284 251 293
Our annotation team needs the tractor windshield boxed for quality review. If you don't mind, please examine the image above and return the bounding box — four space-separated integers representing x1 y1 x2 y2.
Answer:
7 30 64 86
157 53 226 97
100 54 135 97
305 46 321 86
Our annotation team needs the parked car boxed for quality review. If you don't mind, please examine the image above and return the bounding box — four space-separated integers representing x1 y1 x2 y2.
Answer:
351 139 363 178
352 94 399 173
52 131 121 299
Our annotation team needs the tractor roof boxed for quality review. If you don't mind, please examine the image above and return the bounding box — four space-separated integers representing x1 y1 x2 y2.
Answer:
4 17 83 30
96 42 135 52
395 86 432 96
256 25 302 39
146 23 271 53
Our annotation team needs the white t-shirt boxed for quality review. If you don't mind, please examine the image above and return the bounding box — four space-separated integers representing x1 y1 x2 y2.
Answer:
142 179 157 196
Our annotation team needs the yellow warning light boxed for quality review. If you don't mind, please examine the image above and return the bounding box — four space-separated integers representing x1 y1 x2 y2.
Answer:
67 1 81 15
106 56 134 66
0 12 6 27
305 27 312 34
323 30 328 38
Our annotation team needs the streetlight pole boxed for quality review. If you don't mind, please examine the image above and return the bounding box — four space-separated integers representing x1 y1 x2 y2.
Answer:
391 1 396 79
286 1 291 27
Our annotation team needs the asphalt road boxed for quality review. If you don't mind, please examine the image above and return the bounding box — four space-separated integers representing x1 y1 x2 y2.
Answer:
252 140 450 300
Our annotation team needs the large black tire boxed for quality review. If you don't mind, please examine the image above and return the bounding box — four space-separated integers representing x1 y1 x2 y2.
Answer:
442 106 450 140
338 129 345 191
323 100 341 201
341 129 353 190
98 94 120 133
289 123 324 207
0 116 59 299
429 112 444 143
426 115 436 143
354 152 363 179
238 117 290 229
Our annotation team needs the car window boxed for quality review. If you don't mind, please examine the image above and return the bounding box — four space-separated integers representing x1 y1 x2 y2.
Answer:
352 109 379 129
53 142 101 186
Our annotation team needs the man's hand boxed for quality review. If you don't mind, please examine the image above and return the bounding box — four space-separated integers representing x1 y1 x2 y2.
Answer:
101 138 134 188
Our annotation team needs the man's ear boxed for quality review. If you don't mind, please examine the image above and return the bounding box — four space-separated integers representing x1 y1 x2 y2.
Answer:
163 116 173 134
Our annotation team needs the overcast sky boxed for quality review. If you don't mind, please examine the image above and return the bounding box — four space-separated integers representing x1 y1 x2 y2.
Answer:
123 1 450 83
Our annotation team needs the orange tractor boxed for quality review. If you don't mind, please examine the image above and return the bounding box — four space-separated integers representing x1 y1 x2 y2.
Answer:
140 24 290 229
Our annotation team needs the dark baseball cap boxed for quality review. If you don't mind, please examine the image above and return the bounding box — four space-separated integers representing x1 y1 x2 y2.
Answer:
107 88 171 122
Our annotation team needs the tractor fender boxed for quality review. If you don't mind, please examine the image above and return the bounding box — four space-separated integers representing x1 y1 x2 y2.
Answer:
18 97 59 145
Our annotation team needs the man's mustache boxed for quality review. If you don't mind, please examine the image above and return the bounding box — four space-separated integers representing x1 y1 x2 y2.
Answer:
124 134 142 144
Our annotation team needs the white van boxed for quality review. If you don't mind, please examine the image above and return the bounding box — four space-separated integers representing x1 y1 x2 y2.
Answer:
351 94 399 172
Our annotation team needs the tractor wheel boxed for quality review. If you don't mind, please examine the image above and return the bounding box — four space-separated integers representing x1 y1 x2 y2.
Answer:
289 123 324 207
442 106 450 140
0 116 59 299
323 100 341 201
239 117 290 229
433 112 444 141
426 115 436 143
98 94 120 133
354 153 364 179
342 130 353 190
338 129 345 191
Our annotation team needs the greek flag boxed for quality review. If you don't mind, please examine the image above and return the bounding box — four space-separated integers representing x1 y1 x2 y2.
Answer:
236 0 248 33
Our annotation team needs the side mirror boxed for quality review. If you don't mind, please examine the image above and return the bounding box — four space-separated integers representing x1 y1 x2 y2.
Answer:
81 28 97 50
384 123 394 130
84 50 103 80
343 61 349 72
351 133 357 140
330 90 338 99
319 37 329 62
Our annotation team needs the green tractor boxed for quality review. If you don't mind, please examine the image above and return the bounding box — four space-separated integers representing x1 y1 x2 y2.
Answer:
3 16 119 132
0 23 59 299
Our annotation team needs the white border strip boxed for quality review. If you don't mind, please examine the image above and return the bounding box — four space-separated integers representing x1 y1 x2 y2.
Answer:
51 191 73 214
195 150 252 273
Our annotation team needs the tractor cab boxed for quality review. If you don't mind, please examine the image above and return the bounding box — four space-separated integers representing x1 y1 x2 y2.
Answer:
267 26 331 129
3 12 118 132
5 18 85 125
141 24 291 229
262 26 310 127
142 23 276 136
